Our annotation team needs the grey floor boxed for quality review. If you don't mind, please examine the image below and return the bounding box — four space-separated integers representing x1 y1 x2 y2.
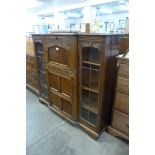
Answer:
26 89 129 155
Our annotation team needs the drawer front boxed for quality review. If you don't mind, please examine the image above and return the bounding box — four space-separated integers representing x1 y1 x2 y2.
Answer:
114 93 129 114
119 63 129 78
117 76 129 95
112 110 129 136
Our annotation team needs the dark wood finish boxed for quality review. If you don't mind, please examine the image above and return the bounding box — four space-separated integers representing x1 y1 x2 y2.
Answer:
114 93 129 114
78 35 125 138
119 37 129 54
32 35 49 103
119 63 129 78
31 33 129 139
107 52 129 140
111 110 129 135
107 126 129 140
117 76 129 95
43 35 78 121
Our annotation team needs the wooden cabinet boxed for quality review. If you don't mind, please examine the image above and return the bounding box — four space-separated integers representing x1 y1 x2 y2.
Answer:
107 52 129 140
78 35 123 139
31 33 128 139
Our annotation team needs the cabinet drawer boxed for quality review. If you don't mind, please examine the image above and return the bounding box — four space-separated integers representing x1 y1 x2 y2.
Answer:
118 63 129 78
112 110 129 136
117 76 129 95
114 93 129 114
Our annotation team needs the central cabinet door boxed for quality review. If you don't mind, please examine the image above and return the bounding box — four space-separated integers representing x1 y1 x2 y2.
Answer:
45 35 77 121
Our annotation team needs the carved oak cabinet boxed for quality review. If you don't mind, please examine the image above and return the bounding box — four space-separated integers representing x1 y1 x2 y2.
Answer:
32 33 127 139
44 34 78 121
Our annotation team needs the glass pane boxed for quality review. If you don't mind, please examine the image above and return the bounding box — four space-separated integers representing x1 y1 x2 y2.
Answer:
82 67 90 87
80 46 101 126
82 65 100 92
90 69 100 91
82 89 89 104
82 47 101 65
90 91 98 109
81 108 97 126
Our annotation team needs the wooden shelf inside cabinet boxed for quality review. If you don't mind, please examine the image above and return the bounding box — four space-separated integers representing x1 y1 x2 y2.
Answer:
82 86 99 93
82 66 100 72
82 103 98 114
82 61 100 66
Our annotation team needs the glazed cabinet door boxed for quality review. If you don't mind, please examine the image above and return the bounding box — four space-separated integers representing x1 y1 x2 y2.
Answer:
32 36 48 101
44 35 77 120
78 36 104 131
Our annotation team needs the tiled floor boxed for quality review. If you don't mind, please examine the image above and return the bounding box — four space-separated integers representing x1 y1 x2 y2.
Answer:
26 89 129 155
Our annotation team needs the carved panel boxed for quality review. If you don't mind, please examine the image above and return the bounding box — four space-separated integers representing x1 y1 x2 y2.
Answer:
81 42 101 49
45 37 72 50
32 36 43 43
50 87 71 102
47 62 73 79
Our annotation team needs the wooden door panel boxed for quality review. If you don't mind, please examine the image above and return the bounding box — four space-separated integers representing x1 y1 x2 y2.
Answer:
48 46 69 66
60 77 72 96
49 73 60 91
61 99 72 115
51 93 61 109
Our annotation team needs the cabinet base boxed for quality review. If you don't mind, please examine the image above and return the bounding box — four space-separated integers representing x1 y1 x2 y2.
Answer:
48 105 77 126
78 123 100 140
39 97 49 106
107 126 129 140
26 84 39 96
